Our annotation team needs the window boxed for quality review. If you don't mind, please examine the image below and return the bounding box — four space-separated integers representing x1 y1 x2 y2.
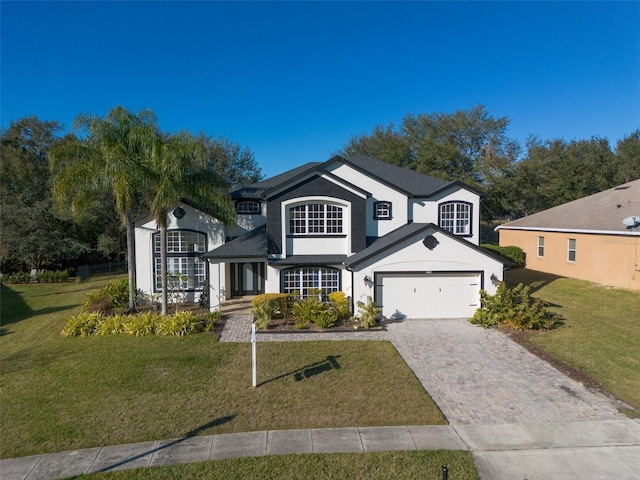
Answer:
155 231 206 254
289 203 343 235
236 201 261 214
374 201 392 220
568 238 576 262
537 236 545 257
281 266 340 299
439 202 471 236
153 230 207 291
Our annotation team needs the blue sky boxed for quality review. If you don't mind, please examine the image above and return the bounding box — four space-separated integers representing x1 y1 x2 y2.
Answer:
2 1 639 179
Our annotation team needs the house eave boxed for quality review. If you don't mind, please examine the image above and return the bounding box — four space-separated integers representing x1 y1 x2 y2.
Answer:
496 225 640 236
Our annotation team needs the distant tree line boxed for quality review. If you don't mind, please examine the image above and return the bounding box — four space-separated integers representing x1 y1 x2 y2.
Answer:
1 112 262 285
340 105 640 221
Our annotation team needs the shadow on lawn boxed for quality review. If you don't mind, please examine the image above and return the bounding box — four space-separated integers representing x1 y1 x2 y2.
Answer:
504 268 564 295
259 355 342 387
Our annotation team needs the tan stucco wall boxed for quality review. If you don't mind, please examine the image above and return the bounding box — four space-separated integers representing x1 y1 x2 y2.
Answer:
499 229 640 292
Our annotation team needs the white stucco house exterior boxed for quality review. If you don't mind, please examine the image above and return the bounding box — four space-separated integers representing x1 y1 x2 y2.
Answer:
134 154 508 319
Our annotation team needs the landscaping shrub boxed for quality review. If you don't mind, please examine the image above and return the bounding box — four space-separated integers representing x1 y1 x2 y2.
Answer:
95 314 126 335
5 272 30 283
204 310 222 332
356 296 380 329
312 310 338 328
328 291 351 319
471 282 559 330
252 293 291 329
292 296 337 328
61 312 101 337
83 278 129 313
253 301 275 330
156 311 204 336
124 312 158 336
481 244 526 267
62 311 207 337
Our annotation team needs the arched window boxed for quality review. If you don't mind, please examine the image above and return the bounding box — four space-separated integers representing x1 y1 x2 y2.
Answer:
281 266 341 299
236 200 261 214
153 230 207 291
288 203 344 235
439 201 472 236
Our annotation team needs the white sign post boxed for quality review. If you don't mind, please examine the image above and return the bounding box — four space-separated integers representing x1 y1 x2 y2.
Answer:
251 322 257 388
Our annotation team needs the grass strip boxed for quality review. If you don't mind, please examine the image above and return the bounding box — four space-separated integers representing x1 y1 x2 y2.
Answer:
73 451 477 480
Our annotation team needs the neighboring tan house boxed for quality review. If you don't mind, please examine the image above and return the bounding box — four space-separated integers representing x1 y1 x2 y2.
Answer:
135 154 508 318
497 179 640 292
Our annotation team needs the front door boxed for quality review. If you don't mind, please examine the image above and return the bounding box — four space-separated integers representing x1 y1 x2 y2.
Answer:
231 262 265 297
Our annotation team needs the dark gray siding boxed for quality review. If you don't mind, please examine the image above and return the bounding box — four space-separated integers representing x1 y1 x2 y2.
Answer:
267 175 366 254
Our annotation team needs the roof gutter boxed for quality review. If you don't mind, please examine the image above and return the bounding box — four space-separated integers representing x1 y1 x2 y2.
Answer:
495 225 640 236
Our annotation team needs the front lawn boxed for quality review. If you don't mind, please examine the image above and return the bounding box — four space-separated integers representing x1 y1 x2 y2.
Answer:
0 278 445 459
504 268 640 411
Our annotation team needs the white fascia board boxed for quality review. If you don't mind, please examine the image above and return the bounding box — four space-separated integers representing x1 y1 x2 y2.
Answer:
263 170 370 199
319 172 370 198
495 225 640 236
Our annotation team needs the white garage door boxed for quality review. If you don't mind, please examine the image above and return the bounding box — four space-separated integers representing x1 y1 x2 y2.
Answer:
376 273 481 319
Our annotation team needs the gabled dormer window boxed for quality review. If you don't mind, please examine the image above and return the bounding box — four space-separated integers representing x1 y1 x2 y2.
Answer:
374 201 392 220
236 200 261 214
439 201 471 236
289 203 344 235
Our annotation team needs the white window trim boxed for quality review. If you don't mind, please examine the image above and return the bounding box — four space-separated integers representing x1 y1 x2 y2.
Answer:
568 238 576 263
537 236 545 258
282 197 350 237
152 230 207 292
236 200 261 214
281 266 341 299
374 201 392 220
439 201 472 236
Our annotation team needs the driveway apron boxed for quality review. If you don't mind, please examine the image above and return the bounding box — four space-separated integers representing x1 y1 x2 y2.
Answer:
386 319 624 425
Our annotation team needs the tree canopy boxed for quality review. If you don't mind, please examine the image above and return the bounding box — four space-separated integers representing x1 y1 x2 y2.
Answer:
342 106 639 221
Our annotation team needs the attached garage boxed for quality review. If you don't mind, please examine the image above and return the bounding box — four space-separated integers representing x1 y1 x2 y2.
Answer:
376 272 481 319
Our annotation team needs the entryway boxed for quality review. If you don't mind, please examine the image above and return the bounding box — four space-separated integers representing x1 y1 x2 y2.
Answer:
230 262 265 297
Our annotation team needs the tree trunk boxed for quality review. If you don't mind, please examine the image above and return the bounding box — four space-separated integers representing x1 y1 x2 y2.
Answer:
125 213 137 312
160 224 168 315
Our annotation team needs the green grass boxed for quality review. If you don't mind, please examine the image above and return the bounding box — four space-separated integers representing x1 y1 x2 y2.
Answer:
505 268 640 410
0 278 445 459
74 451 478 480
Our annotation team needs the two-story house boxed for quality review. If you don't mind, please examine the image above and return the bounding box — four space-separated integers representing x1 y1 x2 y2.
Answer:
134 155 507 319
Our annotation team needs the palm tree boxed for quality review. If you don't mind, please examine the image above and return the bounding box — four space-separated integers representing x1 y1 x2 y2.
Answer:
148 131 235 314
50 106 161 311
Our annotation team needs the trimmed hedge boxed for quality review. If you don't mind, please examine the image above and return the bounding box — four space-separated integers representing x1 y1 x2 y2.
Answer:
481 244 526 267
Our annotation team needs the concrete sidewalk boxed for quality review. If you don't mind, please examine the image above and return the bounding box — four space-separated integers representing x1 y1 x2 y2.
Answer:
2 420 639 480
1 425 461 480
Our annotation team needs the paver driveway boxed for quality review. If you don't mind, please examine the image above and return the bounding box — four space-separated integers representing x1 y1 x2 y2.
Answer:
386 319 624 425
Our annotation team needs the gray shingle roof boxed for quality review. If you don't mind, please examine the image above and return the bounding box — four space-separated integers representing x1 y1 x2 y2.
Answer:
269 255 348 266
345 223 511 268
201 225 267 260
342 155 475 197
231 155 482 200
231 162 322 199
498 179 640 234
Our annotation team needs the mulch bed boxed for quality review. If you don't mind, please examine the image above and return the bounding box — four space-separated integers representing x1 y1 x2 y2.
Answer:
257 316 385 333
